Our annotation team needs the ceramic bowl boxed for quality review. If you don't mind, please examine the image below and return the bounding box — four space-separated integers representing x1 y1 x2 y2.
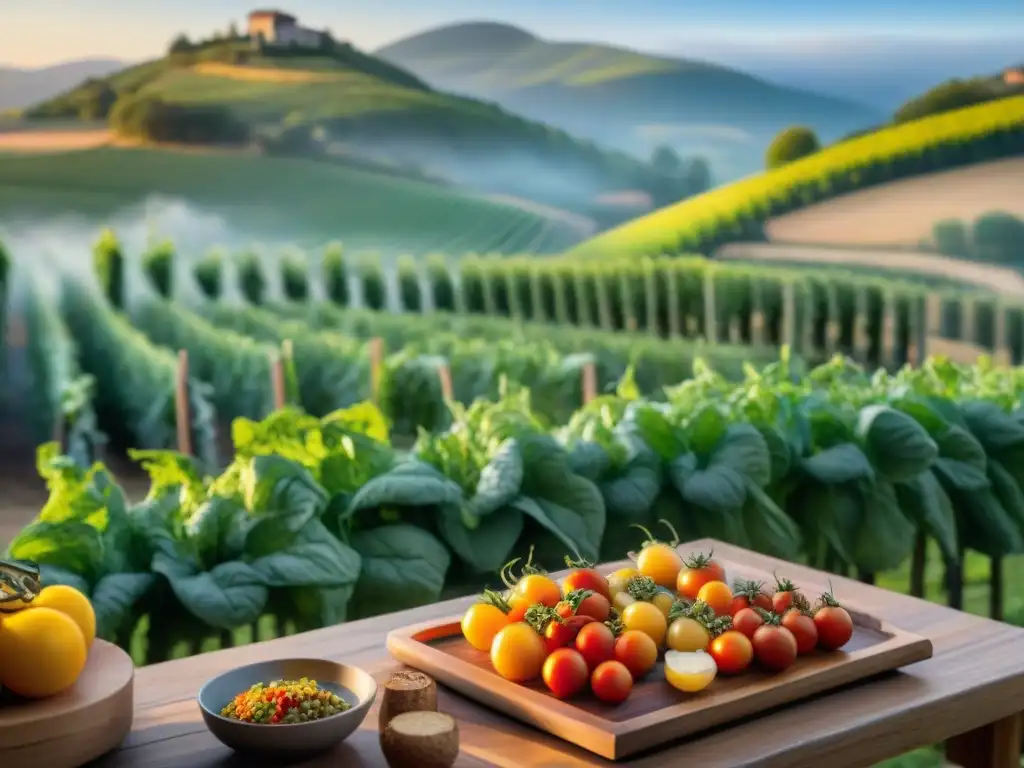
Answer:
197 657 377 755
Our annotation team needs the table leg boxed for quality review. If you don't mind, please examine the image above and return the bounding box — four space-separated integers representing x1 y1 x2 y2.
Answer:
946 712 1023 768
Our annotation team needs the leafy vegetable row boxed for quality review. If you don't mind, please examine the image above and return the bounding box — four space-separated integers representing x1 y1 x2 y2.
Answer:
9 351 1024 666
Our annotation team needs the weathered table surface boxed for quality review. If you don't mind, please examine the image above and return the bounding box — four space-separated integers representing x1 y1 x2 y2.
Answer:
89 539 1024 768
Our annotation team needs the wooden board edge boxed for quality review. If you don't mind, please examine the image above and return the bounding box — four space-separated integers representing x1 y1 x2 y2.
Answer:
386 626 620 760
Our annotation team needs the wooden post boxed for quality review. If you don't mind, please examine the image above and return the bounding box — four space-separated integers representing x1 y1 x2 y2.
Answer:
800 283 814 355
52 416 65 453
854 286 870 361
581 362 598 405
666 265 681 338
750 278 765 347
368 337 384 405
782 282 796 350
882 290 897 366
270 351 286 410
925 294 942 336
437 363 454 401
946 713 1022 768
993 300 1011 364
961 295 976 344
826 284 841 354
175 349 192 456
703 270 718 344
643 259 659 337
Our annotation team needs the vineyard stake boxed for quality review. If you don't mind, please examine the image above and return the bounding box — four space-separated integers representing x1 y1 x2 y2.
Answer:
270 351 286 410
175 349 192 456
437 363 453 401
52 415 65 454
581 362 598 405
989 555 1004 621
368 337 384 405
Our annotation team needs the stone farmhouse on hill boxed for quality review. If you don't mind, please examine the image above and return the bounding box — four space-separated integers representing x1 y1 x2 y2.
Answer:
247 10 326 48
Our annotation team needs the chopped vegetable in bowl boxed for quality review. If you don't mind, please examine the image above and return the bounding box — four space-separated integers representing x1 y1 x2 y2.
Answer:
220 678 350 724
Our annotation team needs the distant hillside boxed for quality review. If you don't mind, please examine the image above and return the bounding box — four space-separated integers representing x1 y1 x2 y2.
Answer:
26 36 701 220
376 22 883 180
0 58 127 111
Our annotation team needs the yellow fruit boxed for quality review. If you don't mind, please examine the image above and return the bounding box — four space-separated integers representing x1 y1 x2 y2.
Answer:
0 607 88 698
664 650 717 693
635 543 683 590
606 568 638 599
667 617 712 652
651 590 675 619
0 583 30 613
621 600 668 647
31 585 96 648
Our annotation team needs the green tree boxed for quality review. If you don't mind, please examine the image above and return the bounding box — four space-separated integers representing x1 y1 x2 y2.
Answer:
931 219 970 257
76 80 118 120
651 144 684 175
168 34 192 54
894 80 997 124
765 126 821 170
973 212 1024 265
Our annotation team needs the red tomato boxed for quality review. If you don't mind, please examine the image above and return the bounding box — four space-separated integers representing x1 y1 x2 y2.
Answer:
731 607 765 639
752 624 798 671
772 576 805 615
613 630 658 679
591 661 633 704
676 551 727 600
574 621 616 670
542 648 590 699
576 593 611 623
543 615 593 652
782 610 818 655
708 630 753 675
506 594 529 623
731 580 772 615
562 560 611 601
814 602 854 650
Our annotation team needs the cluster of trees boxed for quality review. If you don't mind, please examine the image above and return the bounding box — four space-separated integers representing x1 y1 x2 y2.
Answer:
649 145 712 205
894 77 1023 124
931 212 1024 266
765 126 821 170
108 94 249 145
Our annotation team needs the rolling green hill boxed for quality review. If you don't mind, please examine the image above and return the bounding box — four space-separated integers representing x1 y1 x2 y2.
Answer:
0 147 586 253
376 22 882 179
25 37 697 217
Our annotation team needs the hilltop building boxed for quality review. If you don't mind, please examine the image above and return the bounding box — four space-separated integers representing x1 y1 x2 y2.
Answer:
247 10 325 48
1004 66 1024 86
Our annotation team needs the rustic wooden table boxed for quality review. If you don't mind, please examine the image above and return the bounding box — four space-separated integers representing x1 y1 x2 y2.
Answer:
89 540 1024 768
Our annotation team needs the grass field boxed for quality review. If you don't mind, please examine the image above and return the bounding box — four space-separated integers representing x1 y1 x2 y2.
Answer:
0 146 585 252
767 158 1024 247
568 96 1024 259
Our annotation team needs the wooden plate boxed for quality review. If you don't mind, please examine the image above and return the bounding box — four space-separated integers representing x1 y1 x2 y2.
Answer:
387 557 933 761
0 640 134 767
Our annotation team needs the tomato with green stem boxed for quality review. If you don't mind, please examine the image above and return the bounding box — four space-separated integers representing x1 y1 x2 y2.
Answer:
591 660 633 704
731 607 765 639
561 554 611 601
771 575 806 615
490 622 547 682
781 609 818 654
752 614 798 672
612 574 658 612
501 549 561 610
576 592 611 622
676 550 727 600
606 567 639 600
814 588 854 650
696 580 733 617
526 605 592 653
632 520 683 589
542 648 589 699
730 580 772 615
462 590 510 651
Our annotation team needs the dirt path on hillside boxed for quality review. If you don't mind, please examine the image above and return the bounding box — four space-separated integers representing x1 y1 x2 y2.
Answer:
483 193 598 242
191 62 352 83
0 128 113 154
716 242 1024 297
766 158 1024 247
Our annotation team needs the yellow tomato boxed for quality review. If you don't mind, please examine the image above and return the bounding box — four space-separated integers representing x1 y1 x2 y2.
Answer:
635 543 683 590
696 580 734 618
490 622 547 682
621 600 668 647
651 590 675 619
462 603 509 651
612 592 636 612
32 585 96 648
664 650 717 693
606 568 639 599
0 607 87 699
666 617 711 652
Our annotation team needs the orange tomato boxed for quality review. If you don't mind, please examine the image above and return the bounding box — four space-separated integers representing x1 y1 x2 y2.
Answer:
462 603 509 651
676 552 727 600
516 574 562 608
696 580 734 618
708 630 753 675
613 630 658 679
490 622 547 682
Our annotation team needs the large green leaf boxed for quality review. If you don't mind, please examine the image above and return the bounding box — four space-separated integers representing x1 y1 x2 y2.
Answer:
187 495 247 567
688 405 728 457
852 480 915 572
240 455 327 519
468 439 524 518
154 554 267 629
600 445 662 519
438 503 523 573
856 405 938 482
7 521 104 584
956 490 1024 557
566 441 611 482
987 461 1024 542
709 423 772 487
741 480 801 559
248 519 361 589
800 443 874 485
349 525 450 619
894 471 958 560
681 465 746 514
91 572 156 640
962 401 1024 454
344 460 462 518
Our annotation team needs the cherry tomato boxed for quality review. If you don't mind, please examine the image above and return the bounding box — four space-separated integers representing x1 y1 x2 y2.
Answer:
542 648 590 699
606 567 639 599
577 592 611 623
621 600 668 647
543 619 576 652
731 607 765 639
782 610 818 654
708 630 753 675
696 580 733 618
666 617 711 652
752 624 798 672
516 574 561 608
462 603 509 651
574 621 616 670
676 551 727 600
633 521 683 589
731 580 772 615
651 590 675 619
772 576 801 615
490 622 547 682
814 596 854 650
614 630 658 679
591 660 633 704
506 593 530 623
562 560 611 601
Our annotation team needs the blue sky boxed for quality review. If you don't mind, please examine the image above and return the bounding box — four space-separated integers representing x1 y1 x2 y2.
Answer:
3 0 1023 67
